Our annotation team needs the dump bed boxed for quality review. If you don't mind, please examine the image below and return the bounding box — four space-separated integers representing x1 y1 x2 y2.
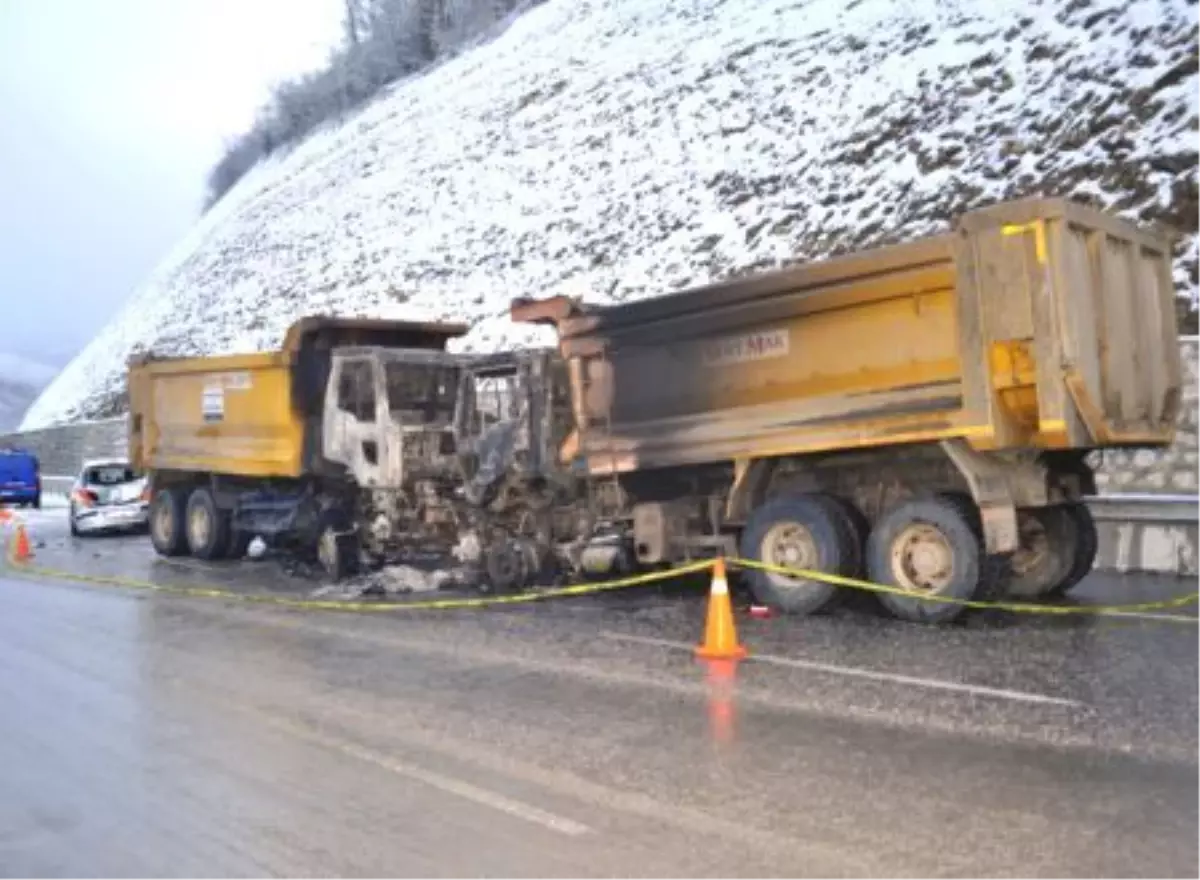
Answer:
127 317 469 479
512 198 1183 474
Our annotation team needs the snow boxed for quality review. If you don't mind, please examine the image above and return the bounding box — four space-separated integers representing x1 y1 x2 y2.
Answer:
21 0 1199 430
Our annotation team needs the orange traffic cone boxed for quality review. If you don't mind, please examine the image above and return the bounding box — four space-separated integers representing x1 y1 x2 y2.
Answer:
11 524 32 563
695 558 748 660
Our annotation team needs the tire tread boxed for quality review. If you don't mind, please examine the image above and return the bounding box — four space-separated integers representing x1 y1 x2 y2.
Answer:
1049 502 1098 597
739 493 854 615
867 492 994 623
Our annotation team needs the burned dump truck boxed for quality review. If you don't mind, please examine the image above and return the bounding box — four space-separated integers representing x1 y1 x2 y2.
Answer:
512 197 1184 622
447 348 584 590
127 317 576 586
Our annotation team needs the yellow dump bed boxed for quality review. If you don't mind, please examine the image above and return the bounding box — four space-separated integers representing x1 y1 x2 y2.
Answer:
127 317 469 479
128 349 303 478
513 198 1184 474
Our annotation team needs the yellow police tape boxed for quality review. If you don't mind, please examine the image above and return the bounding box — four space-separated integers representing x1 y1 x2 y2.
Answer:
3 531 1197 621
1 550 716 614
728 557 1200 619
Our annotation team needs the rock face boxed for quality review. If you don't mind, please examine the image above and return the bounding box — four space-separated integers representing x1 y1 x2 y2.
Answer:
21 0 1198 429
1094 337 1200 495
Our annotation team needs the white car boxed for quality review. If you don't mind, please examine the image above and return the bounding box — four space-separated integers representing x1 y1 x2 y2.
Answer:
68 459 151 536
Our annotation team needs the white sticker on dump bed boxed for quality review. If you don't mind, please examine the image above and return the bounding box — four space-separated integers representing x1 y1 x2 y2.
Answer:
202 383 224 422
701 328 790 367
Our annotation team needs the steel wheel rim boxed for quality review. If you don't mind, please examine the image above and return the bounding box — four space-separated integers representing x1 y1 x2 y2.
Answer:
761 521 819 588
1010 512 1049 577
488 541 524 590
153 501 174 544
889 522 954 593
188 505 211 548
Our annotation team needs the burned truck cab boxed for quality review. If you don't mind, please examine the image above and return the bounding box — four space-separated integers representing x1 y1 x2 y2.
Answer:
319 337 578 582
448 348 587 591
323 347 464 490
321 346 470 559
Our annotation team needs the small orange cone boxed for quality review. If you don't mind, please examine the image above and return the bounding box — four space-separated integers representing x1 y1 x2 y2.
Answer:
0 507 10 523
695 558 748 660
11 523 32 563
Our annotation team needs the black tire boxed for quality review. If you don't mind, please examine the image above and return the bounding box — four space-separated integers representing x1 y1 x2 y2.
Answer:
224 530 252 560
185 487 232 560
1004 506 1078 599
1047 502 1098 597
149 487 189 557
315 508 357 581
815 493 869 578
738 494 856 615
32 493 40 510
483 539 527 594
866 494 988 624
69 505 81 538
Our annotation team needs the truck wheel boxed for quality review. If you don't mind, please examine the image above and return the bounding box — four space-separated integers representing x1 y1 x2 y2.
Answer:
866 494 987 624
185 488 232 560
738 494 855 615
316 509 356 581
815 493 869 577
1046 503 1098 597
149 488 190 557
1003 507 1078 599
483 538 531 593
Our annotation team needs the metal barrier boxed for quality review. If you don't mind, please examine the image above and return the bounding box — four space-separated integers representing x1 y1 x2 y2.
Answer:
1085 494 1198 525
41 475 76 495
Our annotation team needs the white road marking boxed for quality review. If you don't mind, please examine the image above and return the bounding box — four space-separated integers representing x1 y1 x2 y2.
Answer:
599 632 1080 707
1093 609 1198 625
260 713 592 837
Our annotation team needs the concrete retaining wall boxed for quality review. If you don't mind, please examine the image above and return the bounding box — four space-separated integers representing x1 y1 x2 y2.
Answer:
1092 337 1199 495
0 417 127 479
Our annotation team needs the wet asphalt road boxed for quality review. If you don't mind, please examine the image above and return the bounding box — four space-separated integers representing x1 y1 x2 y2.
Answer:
1 506 1197 877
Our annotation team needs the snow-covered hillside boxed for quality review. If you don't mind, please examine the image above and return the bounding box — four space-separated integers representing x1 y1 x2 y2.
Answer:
22 0 1199 429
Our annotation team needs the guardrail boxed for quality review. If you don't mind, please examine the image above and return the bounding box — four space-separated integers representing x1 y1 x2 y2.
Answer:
1086 494 1199 525
41 475 76 495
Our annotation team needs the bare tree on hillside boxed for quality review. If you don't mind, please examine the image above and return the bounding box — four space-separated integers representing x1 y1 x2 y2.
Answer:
203 0 541 209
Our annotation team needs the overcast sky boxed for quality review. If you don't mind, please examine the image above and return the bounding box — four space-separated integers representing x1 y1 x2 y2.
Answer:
0 0 344 373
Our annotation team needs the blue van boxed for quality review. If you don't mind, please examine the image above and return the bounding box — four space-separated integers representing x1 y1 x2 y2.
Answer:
0 447 41 508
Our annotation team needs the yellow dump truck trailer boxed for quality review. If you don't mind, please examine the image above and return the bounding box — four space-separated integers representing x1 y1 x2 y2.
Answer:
512 197 1184 621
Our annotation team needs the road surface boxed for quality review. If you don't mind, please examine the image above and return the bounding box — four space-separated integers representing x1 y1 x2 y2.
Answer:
0 508 1196 877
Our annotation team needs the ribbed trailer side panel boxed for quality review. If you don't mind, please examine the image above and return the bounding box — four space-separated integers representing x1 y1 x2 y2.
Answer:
954 198 1182 452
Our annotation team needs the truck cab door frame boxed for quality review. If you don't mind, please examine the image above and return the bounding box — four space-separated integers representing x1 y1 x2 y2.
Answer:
323 354 401 489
